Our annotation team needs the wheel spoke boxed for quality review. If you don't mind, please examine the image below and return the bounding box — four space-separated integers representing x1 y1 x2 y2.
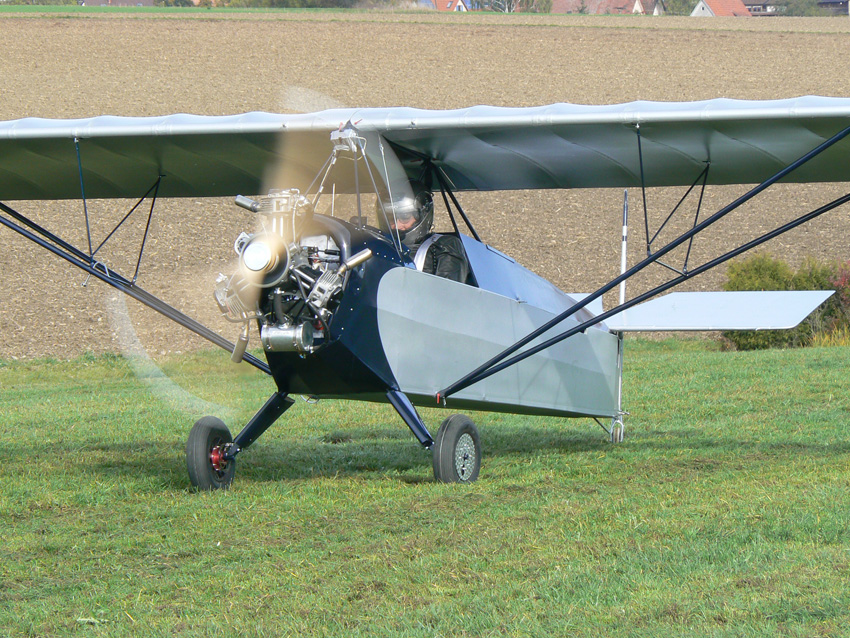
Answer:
455 433 476 479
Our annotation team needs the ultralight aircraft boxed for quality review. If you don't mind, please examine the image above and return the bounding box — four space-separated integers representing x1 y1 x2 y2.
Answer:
0 97 846 488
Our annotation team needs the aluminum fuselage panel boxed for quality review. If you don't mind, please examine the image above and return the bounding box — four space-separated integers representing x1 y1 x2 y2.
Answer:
376 267 619 418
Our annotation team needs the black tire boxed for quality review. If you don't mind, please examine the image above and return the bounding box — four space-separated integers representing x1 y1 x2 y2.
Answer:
186 416 235 491
432 414 481 483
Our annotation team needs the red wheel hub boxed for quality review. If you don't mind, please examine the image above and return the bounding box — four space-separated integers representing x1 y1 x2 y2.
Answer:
209 446 227 472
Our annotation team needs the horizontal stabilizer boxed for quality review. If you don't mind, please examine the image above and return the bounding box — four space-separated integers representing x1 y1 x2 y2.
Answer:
605 291 834 332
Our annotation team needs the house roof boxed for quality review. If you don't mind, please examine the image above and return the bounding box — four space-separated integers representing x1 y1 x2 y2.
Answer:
697 0 751 15
432 0 468 9
551 0 638 13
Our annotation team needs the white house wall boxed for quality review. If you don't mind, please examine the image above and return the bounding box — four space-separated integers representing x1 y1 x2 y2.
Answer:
690 0 716 14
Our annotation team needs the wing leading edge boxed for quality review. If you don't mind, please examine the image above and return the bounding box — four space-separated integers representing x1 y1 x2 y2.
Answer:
3 97 850 200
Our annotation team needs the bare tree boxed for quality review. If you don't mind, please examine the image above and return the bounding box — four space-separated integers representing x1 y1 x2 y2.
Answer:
490 0 551 10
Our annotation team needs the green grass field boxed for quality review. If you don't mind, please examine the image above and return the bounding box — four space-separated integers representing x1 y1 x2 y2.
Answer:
2 339 849 636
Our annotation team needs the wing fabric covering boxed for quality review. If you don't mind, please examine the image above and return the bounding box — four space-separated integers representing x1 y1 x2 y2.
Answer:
2 97 850 199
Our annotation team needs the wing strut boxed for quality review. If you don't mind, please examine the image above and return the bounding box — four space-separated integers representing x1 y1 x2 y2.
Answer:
433 166 481 242
636 124 651 252
74 137 94 257
0 199 271 375
647 163 710 276
437 123 850 403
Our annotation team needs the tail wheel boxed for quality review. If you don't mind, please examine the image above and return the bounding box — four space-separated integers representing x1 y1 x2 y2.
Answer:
187 416 235 491
611 420 625 444
432 414 481 484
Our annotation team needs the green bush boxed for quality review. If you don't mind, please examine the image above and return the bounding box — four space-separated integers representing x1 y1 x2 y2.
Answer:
722 253 846 350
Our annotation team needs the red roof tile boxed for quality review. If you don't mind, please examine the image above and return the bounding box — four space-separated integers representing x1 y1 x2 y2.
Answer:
433 0 469 9
699 0 751 15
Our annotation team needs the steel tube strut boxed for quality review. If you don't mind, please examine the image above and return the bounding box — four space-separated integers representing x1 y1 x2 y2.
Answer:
648 163 709 250
636 124 651 253
74 137 93 256
231 392 295 452
0 208 271 375
2 174 161 286
435 167 481 241
387 389 434 447
0 200 91 263
438 123 850 402
438 185 462 236
683 165 710 274
133 178 161 284
92 178 160 258
443 190 850 395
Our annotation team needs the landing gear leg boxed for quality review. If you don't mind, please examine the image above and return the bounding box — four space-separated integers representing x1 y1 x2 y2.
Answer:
386 391 481 483
386 389 434 448
186 392 294 491
232 392 295 450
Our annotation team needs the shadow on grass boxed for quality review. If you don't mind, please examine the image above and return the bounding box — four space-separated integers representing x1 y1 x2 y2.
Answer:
636 427 850 455
11 421 850 489
7 422 607 487
231 420 635 482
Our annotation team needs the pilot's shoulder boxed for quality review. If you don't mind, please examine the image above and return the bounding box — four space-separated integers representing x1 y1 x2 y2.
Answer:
432 234 463 250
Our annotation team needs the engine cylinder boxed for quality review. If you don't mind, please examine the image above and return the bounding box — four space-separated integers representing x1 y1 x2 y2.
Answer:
260 323 314 354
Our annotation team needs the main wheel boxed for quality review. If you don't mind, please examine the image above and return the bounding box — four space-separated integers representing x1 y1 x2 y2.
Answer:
186 416 235 491
432 414 481 483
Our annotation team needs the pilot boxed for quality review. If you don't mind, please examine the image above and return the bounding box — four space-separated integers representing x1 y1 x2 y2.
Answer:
378 182 470 284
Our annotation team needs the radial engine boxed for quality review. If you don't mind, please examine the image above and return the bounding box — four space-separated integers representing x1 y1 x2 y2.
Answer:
214 190 371 362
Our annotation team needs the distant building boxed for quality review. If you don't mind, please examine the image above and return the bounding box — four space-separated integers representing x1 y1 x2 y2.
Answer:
551 0 664 13
816 0 849 14
743 0 779 14
419 0 470 8
691 0 751 14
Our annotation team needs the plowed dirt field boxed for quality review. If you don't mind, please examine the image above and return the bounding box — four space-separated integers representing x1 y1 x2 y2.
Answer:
2 12 850 358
